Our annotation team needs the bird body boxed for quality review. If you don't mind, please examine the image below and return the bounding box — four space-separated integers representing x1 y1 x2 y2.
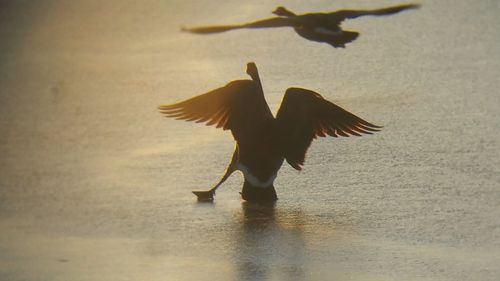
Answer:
159 63 381 202
182 3 420 48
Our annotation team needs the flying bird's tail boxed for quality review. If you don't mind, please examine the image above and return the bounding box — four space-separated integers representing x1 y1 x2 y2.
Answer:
323 30 359 48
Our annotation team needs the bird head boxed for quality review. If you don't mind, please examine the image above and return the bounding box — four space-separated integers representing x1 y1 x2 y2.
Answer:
246 62 260 81
272 6 295 17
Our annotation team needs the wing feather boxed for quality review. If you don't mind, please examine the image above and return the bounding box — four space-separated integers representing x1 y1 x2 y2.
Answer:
276 87 381 170
159 80 264 139
325 3 420 24
182 17 295 34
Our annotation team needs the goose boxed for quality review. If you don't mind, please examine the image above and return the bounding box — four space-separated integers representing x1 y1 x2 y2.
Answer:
159 63 381 202
182 3 420 48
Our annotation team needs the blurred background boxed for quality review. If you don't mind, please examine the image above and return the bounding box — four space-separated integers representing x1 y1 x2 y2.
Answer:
0 1 499 280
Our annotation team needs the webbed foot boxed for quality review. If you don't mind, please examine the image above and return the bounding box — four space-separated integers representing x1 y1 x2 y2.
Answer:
192 190 215 201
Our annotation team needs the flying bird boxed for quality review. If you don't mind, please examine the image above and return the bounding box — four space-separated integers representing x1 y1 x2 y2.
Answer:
182 3 420 48
159 63 381 202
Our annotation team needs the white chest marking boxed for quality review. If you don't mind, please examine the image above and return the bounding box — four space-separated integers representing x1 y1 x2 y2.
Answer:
314 27 341 36
236 163 277 188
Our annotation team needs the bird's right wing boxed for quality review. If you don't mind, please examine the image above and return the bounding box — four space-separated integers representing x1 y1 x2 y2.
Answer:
325 3 420 24
182 17 294 34
276 87 381 170
159 80 271 141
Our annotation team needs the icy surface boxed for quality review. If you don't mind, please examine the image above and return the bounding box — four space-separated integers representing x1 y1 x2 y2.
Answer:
1 1 499 280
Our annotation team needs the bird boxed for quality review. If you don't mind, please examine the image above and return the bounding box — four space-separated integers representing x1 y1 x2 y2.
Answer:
182 3 420 48
158 63 381 202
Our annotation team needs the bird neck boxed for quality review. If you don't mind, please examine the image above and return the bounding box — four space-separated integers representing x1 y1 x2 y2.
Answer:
253 76 264 94
279 9 296 17
249 71 263 90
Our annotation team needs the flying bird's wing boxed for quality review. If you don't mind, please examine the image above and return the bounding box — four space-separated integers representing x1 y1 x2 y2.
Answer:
325 3 420 25
276 87 381 170
182 17 295 34
159 80 271 141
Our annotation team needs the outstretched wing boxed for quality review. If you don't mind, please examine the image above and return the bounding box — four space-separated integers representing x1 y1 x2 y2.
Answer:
276 87 381 170
159 80 271 141
182 17 295 34
325 3 420 25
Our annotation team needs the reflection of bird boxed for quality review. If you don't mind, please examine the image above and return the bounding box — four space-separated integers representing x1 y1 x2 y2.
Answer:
159 63 381 202
182 3 420 48
235 202 307 280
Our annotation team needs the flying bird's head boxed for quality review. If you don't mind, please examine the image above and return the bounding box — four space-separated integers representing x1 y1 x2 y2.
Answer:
272 6 295 17
246 62 260 81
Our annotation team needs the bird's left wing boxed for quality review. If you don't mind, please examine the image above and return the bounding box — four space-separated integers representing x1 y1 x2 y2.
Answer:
159 80 271 142
325 3 420 25
276 87 381 170
182 17 294 34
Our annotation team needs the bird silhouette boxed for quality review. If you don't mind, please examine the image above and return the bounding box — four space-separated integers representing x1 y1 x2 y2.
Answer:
182 3 420 48
159 63 381 202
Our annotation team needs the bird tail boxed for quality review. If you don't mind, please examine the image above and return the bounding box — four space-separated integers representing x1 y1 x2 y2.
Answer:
327 30 359 48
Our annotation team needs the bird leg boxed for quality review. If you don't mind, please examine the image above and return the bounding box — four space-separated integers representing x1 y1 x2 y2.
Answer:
192 149 238 201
